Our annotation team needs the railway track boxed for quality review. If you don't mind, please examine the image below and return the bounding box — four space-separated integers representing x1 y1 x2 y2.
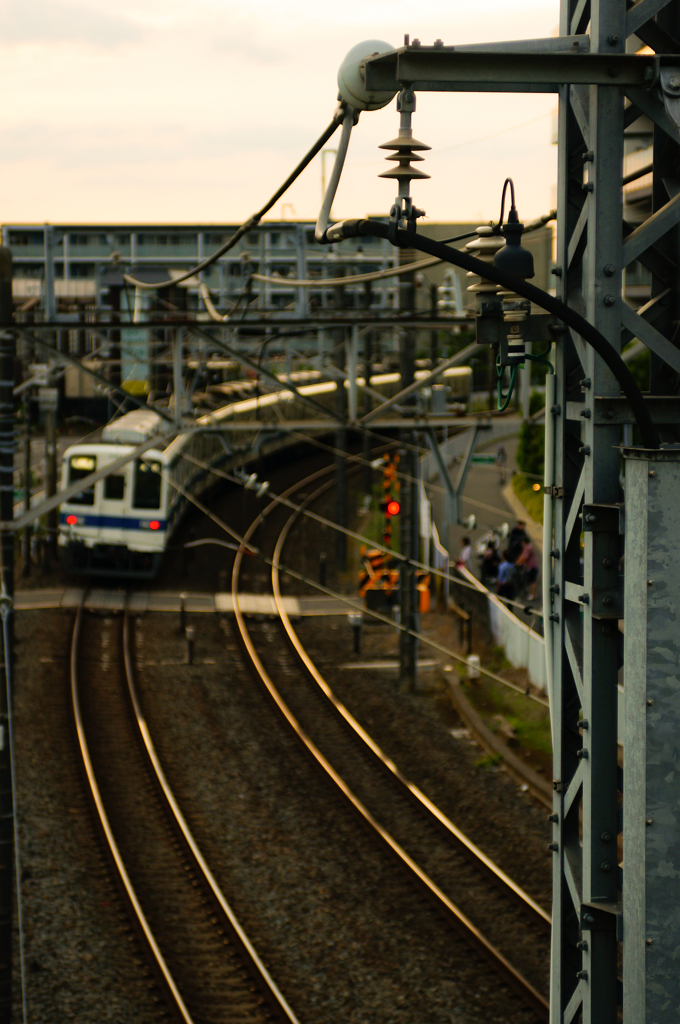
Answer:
232 469 551 1021
70 600 300 1024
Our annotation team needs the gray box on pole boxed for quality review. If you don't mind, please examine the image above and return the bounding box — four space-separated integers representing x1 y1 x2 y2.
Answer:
623 446 680 1023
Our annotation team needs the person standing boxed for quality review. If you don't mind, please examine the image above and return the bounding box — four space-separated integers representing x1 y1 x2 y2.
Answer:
516 537 539 600
508 519 528 561
457 536 472 572
496 549 516 600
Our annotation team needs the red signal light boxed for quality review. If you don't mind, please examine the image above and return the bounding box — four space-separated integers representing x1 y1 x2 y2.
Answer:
149 521 161 531
386 500 400 516
66 514 78 526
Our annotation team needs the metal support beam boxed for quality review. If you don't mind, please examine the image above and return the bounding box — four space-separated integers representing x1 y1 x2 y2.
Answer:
347 325 359 423
333 274 347 572
22 408 30 577
365 46 666 93
359 342 477 424
453 427 480 505
0 246 14 1018
187 323 344 424
425 428 459 527
44 407 57 560
15 328 177 426
398 444 418 691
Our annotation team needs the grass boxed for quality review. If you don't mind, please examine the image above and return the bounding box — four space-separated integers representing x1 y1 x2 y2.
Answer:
512 473 544 524
463 677 552 758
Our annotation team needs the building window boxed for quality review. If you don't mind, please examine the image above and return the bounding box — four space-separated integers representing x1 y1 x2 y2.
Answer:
70 234 89 246
70 264 93 278
9 231 43 246
246 232 259 245
268 232 281 246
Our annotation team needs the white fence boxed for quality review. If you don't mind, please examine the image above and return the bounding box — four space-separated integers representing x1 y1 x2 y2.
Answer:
458 566 547 692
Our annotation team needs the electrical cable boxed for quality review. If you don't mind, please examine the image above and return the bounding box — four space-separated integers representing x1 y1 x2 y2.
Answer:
498 177 516 226
315 107 356 244
200 282 228 322
123 109 345 291
496 363 517 412
251 254 442 288
322 220 660 449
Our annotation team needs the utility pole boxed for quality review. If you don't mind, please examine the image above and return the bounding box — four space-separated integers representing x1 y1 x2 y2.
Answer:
0 244 15 1019
22 404 30 577
332 269 347 574
43 399 58 562
398 246 418 690
362 280 373 496
430 282 439 368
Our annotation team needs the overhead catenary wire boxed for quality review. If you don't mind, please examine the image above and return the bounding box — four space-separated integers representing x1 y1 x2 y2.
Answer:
205 466 548 706
179 449 545 620
123 108 345 291
239 210 556 291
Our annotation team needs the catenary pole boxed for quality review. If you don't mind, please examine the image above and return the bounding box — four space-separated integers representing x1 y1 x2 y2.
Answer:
0 245 14 1019
332 270 348 573
398 245 418 690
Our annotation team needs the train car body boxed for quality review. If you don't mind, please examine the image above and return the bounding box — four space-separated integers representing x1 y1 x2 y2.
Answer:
59 411 172 578
58 367 471 579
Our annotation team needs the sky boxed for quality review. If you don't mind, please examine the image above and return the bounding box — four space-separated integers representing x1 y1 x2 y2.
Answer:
0 0 561 226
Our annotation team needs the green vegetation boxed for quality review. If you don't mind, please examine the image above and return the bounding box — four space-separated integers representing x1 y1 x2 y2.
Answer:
625 347 650 392
476 753 503 769
464 678 552 757
517 420 544 477
512 473 544 524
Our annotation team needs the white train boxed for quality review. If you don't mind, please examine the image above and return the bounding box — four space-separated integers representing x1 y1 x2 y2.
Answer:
58 367 471 578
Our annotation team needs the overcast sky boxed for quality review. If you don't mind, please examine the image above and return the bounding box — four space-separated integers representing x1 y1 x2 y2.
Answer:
0 0 560 226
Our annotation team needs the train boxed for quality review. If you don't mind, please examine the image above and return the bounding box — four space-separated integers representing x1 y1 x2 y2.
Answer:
58 366 471 578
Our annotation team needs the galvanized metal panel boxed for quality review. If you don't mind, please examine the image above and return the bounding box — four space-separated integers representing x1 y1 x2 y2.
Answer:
624 448 680 1023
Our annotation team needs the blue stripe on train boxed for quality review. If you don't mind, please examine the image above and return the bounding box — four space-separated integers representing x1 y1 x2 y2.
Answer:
59 512 167 531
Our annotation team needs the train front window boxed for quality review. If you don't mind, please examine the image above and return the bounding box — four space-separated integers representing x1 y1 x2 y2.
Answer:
133 459 162 509
68 456 96 505
104 474 125 501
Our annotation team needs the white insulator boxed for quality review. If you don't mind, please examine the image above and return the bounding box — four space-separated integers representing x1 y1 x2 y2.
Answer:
465 227 505 296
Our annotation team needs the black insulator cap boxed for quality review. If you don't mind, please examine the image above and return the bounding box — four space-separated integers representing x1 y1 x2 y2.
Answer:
493 213 534 279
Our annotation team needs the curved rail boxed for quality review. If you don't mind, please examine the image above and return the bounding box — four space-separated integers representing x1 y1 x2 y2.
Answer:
71 599 301 1024
271 483 551 929
70 602 194 1023
231 472 550 1021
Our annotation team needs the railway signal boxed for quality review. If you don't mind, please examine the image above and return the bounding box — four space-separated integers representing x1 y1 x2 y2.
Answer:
380 454 400 548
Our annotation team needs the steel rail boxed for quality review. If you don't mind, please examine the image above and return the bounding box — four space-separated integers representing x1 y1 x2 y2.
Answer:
231 471 550 1021
69 602 194 1024
121 611 302 1024
271 479 551 931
